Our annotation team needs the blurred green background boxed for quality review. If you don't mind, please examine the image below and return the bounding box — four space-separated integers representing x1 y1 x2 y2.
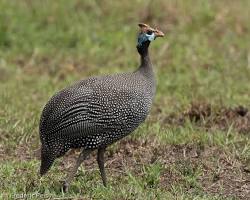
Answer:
0 0 249 199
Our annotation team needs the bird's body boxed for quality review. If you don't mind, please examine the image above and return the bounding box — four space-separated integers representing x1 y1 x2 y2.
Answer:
40 70 155 159
39 23 164 190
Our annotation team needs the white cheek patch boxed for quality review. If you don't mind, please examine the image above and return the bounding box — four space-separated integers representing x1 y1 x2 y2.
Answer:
146 32 155 41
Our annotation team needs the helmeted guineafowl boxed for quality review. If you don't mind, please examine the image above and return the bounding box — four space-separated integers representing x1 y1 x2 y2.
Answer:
39 23 164 191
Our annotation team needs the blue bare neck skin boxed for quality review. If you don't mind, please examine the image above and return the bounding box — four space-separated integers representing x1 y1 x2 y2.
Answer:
136 32 155 68
137 32 155 46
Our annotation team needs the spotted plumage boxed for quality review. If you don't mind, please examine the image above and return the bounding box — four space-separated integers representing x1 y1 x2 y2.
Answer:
39 23 164 190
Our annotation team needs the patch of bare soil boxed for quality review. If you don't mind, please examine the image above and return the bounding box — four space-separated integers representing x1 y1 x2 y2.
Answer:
58 138 250 199
162 102 250 134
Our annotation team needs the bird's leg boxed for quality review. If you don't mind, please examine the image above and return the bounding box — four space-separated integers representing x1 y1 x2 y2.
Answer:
63 149 92 192
97 147 107 186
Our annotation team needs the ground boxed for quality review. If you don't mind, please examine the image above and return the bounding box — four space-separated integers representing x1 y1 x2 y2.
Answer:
0 0 250 199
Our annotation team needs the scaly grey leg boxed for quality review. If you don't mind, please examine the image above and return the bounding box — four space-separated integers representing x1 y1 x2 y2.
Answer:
97 147 107 186
63 149 92 192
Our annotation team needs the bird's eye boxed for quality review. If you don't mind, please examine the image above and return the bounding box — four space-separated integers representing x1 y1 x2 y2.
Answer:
147 31 153 35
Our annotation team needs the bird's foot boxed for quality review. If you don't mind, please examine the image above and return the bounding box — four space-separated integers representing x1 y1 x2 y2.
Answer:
103 182 107 187
61 181 69 193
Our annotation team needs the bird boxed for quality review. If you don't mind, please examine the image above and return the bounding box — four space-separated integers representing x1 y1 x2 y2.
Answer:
39 23 164 191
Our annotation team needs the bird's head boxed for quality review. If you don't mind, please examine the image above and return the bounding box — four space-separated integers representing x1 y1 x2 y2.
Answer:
137 23 164 55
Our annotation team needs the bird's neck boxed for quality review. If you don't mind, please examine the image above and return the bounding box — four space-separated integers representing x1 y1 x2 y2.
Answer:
137 47 154 78
134 43 156 98
136 45 156 97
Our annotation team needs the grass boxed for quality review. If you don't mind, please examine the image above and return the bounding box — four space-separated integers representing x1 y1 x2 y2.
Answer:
0 0 250 199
